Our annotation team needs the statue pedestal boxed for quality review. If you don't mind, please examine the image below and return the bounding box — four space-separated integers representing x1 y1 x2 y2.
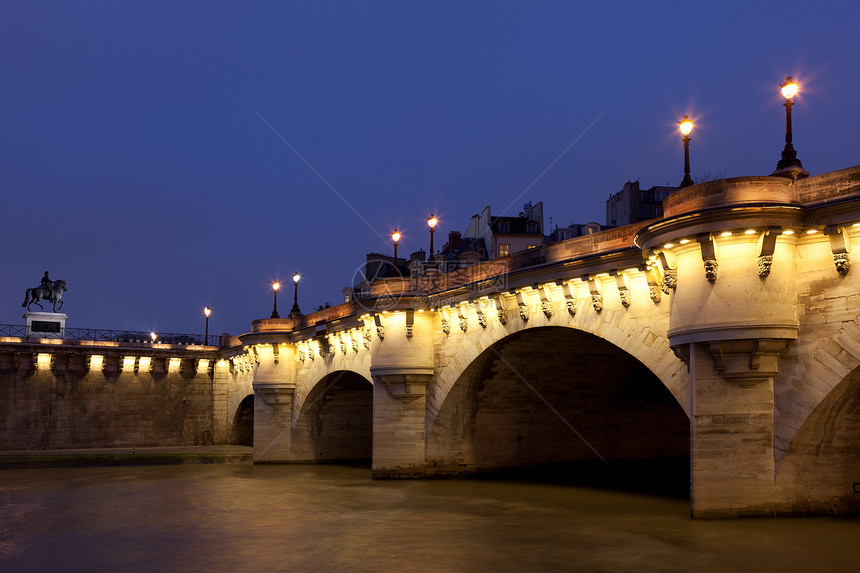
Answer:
23 312 68 339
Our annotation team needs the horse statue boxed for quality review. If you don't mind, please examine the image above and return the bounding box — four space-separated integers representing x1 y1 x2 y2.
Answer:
22 279 67 312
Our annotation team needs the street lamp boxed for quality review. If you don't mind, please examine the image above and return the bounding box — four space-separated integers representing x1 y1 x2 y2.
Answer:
775 76 804 173
679 115 694 188
271 281 281 318
392 229 401 262
427 215 438 255
290 272 302 315
204 306 211 343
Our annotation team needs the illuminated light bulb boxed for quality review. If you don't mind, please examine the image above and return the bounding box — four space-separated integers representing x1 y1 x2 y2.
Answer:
782 230 795 235
272 282 281 292
679 116 693 136
720 231 732 237
780 77 799 100
744 230 757 235
852 222 860 228
806 229 818 234
679 239 691 245
663 243 675 249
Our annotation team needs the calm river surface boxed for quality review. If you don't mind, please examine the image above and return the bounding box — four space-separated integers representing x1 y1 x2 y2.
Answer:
1 463 858 572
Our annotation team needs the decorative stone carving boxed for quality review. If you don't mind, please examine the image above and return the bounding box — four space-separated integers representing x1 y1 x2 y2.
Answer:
513 290 529 321
405 323 414 337
663 269 677 292
339 338 347 353
458 317 468 332
374 315 385 340
834 252 850 275
477 313 488 328
757 255 773 277
557 280 577 316
591 294 603 312
351 336 358 352
619 290 631 308
441 318 451 335
298 350 305 362
363 327 371 349
703 259 719 282
494 297 508 325
649 284 662 303
541 300 553 318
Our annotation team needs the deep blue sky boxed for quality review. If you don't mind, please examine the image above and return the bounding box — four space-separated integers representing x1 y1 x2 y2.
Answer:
2 1 859 337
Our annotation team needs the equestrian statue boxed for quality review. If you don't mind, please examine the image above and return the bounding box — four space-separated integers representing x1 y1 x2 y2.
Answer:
22 271 67 312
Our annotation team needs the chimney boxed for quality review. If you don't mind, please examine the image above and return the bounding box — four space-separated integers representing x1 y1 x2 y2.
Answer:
448 230 461 252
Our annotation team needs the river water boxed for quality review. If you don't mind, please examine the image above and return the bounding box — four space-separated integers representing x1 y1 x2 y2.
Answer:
1 463 858 572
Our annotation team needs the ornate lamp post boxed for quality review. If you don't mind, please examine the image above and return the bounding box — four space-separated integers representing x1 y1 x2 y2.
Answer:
392 229 401 262
290 272 302 315
427 215 438 255
679 115 694 188
271 281 281 318
204 306 211 343
775 76 804 172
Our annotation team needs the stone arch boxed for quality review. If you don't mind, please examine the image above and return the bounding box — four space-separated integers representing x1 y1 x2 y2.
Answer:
775 363 860 514
229 394 254 445
291 369 373 462
425 325 690 492
775 317 860 466
427 303 688 438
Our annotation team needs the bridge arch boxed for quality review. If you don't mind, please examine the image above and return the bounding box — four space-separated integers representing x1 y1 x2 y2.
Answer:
425 322 690 490
291 369 373 463
229 394 254 445
428 303 688 434
775 363 860 513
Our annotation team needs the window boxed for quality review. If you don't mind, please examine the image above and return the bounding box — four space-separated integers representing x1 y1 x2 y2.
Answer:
499 244 510 257
526 222 537 233
498 220 510 233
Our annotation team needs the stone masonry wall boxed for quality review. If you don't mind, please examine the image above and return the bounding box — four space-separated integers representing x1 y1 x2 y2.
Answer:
0 355 220 450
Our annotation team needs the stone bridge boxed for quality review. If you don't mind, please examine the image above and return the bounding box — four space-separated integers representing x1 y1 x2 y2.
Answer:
240 166 860 517
3 166 860 518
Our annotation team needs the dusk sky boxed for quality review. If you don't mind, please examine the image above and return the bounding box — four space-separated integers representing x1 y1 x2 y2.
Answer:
2 1 859 337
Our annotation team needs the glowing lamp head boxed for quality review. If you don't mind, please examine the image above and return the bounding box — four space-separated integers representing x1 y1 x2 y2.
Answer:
780 77 798 100
150 332 157 342
204 306 211 318
427 215 438 229
293 272 301 284
391 230 401 243
272 281 281 292
679 115 693 136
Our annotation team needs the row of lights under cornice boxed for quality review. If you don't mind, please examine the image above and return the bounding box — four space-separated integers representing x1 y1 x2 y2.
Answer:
656 223 860 252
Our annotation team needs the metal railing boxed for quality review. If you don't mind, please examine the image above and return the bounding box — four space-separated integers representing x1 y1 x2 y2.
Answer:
0 324 218 347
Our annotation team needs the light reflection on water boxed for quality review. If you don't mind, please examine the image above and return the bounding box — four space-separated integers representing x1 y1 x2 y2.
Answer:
0 464 858 572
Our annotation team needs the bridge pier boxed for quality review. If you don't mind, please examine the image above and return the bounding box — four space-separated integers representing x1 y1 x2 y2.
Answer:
369 310 435 478
688 342 783 517
370 369 432 478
